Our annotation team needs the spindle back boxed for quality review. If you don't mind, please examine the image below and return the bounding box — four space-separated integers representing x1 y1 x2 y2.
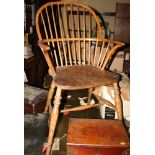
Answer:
36 2 124 76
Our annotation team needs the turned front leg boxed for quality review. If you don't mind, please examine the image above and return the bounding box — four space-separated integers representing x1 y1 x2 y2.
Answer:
46 88 62 155
44 82 56 113
113 82 123 120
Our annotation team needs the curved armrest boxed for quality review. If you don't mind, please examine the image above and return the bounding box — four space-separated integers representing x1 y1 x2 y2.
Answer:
38 40 50 52
38 40 56 77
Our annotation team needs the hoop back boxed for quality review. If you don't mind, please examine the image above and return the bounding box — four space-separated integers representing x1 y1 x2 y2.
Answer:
36 2 124 76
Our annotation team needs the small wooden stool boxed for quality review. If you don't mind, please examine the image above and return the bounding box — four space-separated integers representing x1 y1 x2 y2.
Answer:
67 118 130 155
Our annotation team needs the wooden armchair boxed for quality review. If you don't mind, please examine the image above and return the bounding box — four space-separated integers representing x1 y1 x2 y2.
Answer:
36 1 124 155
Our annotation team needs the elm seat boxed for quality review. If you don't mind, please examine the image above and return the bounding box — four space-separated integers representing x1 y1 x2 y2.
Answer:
54 65 120 90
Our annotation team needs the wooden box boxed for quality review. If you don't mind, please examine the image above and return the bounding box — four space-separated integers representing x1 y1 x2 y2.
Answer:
67 118 130 155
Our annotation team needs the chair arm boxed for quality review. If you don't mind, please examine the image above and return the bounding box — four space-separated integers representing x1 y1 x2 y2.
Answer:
38 40 50 52
38 40 56 77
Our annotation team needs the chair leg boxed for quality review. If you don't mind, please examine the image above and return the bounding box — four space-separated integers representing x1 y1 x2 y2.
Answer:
87 87 93 105
46 87 62 155
44 82 56 113
113 82 123 120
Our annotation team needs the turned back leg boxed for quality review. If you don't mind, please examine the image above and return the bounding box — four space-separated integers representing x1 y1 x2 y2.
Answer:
113 82 123 120
44 82 56 113
87 87 93 105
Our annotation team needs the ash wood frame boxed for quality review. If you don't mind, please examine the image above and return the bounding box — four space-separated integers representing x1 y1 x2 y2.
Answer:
36 1 124 155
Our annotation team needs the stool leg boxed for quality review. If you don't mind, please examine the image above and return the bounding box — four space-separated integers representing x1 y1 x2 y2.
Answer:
46 87 62 155
44 82 56 113
113 82 123 120
87 87 93 105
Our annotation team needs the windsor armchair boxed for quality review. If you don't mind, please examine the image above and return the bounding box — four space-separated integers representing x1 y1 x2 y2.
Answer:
36 1 124 155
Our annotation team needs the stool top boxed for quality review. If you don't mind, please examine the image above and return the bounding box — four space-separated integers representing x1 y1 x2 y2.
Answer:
67 118 129 148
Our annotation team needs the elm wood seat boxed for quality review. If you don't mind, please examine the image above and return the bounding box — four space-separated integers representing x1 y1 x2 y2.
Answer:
54 65 120 90
36 1 125 155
